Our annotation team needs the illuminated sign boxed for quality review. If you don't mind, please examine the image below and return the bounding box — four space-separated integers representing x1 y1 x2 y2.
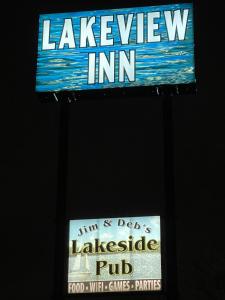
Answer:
68 216 161 294
36 3 195 92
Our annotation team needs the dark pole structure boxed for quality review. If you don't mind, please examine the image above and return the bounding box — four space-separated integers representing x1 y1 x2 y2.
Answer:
53 101 69 300
163 94 178 300
50 89 181 300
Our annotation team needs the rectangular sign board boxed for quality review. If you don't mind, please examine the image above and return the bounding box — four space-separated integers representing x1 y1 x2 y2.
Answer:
36 3 195 93
68 216 161 294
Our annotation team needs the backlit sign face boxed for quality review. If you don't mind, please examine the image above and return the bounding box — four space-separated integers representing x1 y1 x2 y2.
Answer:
36 3 195 92
68 216 161 294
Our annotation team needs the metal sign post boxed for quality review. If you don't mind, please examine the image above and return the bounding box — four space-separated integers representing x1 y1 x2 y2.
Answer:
53 101 69 300
163 94 178 300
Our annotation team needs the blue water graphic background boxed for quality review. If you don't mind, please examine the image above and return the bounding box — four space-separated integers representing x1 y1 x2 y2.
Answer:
36 3 195 92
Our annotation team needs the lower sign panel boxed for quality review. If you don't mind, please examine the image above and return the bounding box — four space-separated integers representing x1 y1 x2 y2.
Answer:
68 216 162 294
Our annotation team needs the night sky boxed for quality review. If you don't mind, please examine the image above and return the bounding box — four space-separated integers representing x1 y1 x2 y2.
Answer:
3 1 225 300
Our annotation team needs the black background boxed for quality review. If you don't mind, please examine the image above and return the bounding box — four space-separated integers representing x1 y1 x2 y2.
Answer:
2 1 225 299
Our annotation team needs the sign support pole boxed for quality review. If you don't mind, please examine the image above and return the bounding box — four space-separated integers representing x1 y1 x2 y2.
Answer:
163 94 178 300
52 93 179 299
53 101 69 300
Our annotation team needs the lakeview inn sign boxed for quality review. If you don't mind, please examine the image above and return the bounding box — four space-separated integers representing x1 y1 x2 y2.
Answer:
36 3 195 92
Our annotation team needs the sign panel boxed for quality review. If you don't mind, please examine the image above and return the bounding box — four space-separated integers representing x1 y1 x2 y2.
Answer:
68 216 161 294
36 3 195 92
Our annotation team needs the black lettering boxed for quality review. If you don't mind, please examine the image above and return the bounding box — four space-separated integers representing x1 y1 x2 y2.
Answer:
145 227 151 233
96 260 107 275
106 241 116 252
127 221 133 228
122 260 133 274
117 240 128 252
109 263 120 275
78 228 83 236
95 239 106 253
147 239 159 250
83 242 93 253
72 240 81 254
118 218 125 226
134 236 146 251
134 222 141 229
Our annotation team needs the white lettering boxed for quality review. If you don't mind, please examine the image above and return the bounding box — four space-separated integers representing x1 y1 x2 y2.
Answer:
137 13 144 43
42 20 56 50
119 50 135 82
88 53 96 84
147 12 161 42
164 9 189 41
80 17 97 47
100 16 114 46
117 14 134 45
99 52 115 83
59 19 76 49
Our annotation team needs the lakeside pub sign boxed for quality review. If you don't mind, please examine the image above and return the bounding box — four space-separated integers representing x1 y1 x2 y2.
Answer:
36 3 195 93
68 216 161 294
